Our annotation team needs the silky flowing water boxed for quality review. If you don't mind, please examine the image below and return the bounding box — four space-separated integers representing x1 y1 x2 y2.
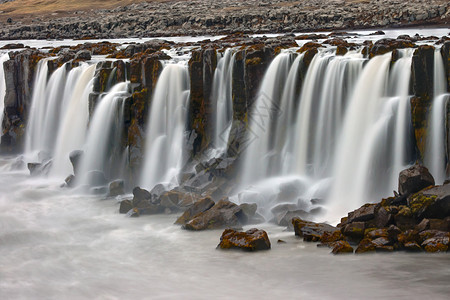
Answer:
0 157 449 299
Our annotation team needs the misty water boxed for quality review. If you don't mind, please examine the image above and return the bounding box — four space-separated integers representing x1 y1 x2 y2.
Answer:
0 157 449 299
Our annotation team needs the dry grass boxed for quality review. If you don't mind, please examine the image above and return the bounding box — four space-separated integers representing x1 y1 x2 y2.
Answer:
0 0 165 22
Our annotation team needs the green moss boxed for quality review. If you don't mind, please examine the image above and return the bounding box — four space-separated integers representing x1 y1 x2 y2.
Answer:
408 192 437 216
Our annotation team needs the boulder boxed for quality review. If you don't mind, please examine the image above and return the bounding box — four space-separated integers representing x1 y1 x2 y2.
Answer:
108 180 124 196
408 183 450 219
421 234 449 252
276 209 309 227
331 241 354 254
119 199 133 214
342 222 365 242
174 197 215 225
217 228 271 251
183 199 246 231
347 203 378 223
292 217 339 242
132 186 152 203
74 50 92 61
398 164 435 196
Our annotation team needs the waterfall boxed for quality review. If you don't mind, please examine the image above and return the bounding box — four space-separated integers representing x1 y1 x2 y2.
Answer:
25 58 59 156
139 63 190 190
76 82 130 188
0 53 10 138
292 50 364 178
424 49 449 184
325 51 415 222
240 52 294 187
50 64 96 178
211 48 235 155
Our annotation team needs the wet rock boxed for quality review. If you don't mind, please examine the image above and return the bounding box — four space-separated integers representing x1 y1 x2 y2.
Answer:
183 199 246 231
74 50 92 61
292 217 339 242
408 183 450 219
416 218 430 232
175 196 215 225
108 180 124 196
398 230 420 246
355 238 376 253
86 170 107 186
132 186 152 203
218 228 271 251
119 199 133 214
69 150 83 176
347 203 378 223
27 160 52 176
372 237 394 252
398 164 435 196
421 235 449 252
342 222 365 242
403 242 422 252
276 209 309 227
320 230 345 246
331 240 354 254
64 174 75 188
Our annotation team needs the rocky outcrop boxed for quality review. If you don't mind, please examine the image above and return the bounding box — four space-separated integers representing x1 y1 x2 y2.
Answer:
0 50 49 153
217 228 271 251
292 166 450 254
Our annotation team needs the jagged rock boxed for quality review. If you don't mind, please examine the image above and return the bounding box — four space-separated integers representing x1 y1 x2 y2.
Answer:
331 240 354 254
398 164 435 196
132 186 152 203
183 199 246 231
218 228 271 251
108 180 124 196
175 196 215 225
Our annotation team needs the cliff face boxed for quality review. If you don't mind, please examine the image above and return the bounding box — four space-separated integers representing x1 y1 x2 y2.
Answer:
1 35 449 187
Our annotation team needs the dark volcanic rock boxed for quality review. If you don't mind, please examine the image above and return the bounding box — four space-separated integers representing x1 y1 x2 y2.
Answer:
292 217 339 242
398 164 435 196
174 196 215 225
183 199 246 230
218 228 271 251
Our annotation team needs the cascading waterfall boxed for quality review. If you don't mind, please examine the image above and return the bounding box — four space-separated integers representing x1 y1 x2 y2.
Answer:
0 53 10 137
240 52 294 187
326 51 415 222
139 63 190 190
424 49 449 184
50 64 96 177
76 82 130 188
25 57 61 156
211 48 235 155
292 50 364 178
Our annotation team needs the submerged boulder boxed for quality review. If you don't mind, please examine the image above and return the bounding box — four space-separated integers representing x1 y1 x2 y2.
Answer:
218 228 271 251
108 180 124 197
